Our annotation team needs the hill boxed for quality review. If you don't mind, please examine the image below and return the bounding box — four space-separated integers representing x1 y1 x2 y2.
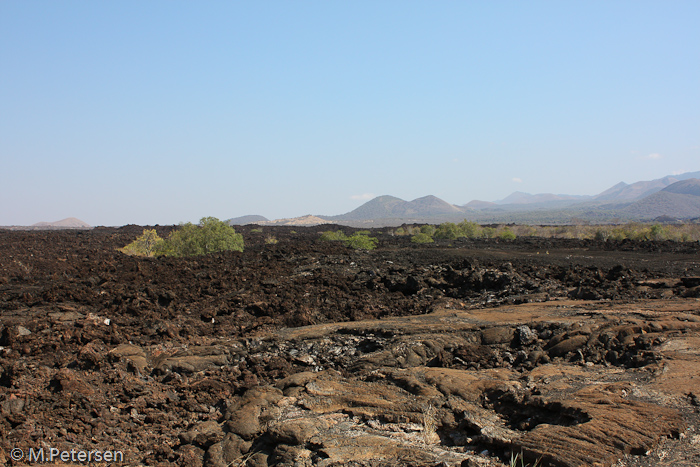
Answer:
331 195 409 221
618 179 700 219
323 173 700 226
593 175 686 202
463 200 497 209
496 192 591 205
30 218 91 229
257 215 332 226
329 195 464 222
661 178 700 197
228 215 269 225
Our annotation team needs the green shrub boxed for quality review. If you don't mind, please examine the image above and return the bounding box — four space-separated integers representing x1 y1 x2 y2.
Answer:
498 227 516 241
320 230 348 242
420 225 436 236
250 228 263 233
411 233 434 244
120 218 244 257
435 222 461 240
344 232 378 250
649 224 665 241
264 235 278 245
120 229 164 257
629 227 652 241
162 217 244 257
458 220 481 238
481 227 496 239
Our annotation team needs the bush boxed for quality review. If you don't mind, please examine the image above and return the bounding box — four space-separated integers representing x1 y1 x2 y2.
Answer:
434 222 461 240
161 217 244 257
120 229 164 257
481 227 496 239
395 226 420 236
649 224 665 241
609 227 627 241
319 230 376 249
344 232 378 250
458 220 481 238
594 229 611 242
411 233 434 244
320 230 348 242
420 225 436 236
120 218 244 257
498 227 516 241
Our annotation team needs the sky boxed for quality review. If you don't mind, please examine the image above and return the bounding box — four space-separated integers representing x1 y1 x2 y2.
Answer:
1 1 698 226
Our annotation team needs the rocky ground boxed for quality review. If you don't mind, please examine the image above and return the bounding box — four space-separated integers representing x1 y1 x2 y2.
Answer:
0 225 699 467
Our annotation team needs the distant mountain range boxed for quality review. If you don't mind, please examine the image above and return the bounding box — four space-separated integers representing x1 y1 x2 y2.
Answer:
1 217 92 230
5 173 698 230
228 215 269 225
231 171 700 227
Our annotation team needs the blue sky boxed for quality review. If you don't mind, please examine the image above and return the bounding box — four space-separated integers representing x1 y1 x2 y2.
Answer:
1 1 698 226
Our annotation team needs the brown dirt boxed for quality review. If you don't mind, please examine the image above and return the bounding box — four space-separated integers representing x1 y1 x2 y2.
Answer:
0 226 699 466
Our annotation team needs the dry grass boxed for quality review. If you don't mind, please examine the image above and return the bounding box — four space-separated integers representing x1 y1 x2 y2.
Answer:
421 403 438 445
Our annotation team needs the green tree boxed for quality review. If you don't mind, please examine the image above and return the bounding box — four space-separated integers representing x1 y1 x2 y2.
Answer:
120 229 164 257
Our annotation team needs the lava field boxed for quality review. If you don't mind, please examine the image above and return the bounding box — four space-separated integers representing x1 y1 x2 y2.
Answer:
1 226 699 467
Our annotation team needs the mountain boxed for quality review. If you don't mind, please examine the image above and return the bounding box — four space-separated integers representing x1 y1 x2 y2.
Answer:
324 173 700 226
496 192 591 205
257 215 332 226
31 218 91 228
463 200 497 209
673 171 700 181
661 178 700 197
619 180 700 219
330 195 463 222
402 195 464 216
333 195 409 221
593 175 681 202
228 215 269 225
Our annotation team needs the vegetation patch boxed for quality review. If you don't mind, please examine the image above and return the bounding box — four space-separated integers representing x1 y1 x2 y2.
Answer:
393 221 700 242
411 232 434 244
320 230 378 250
120 217 244 257
118 229 163 257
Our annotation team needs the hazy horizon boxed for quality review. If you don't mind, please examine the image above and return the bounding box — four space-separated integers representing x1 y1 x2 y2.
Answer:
2 2 698 226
